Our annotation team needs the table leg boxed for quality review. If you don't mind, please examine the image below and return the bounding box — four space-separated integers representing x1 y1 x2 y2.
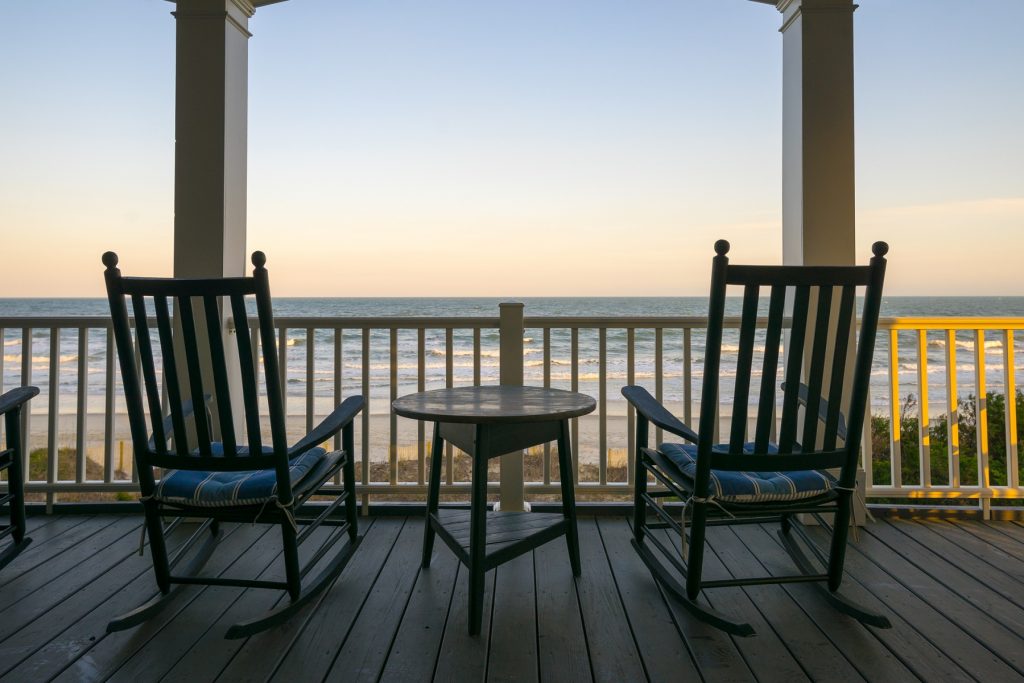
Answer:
468 424 488 635
422 421 444 568
557 419 581 576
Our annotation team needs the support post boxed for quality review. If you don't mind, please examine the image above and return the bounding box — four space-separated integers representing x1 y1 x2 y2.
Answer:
775 0 866 523
170 0 258 438
498 303 527 512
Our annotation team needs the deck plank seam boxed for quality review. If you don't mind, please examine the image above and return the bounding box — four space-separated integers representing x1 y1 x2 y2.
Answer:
811 528 1003 679
593 518 655 683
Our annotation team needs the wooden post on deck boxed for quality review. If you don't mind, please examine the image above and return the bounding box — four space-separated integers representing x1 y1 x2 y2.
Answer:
498 303 528 512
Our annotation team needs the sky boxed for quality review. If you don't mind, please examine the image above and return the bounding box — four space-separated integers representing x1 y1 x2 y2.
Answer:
0 0 1022 297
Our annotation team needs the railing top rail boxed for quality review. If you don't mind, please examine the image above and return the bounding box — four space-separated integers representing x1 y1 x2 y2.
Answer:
269 316 500 329
4 314 1024 332
879 317 1024 330
0 316 114 328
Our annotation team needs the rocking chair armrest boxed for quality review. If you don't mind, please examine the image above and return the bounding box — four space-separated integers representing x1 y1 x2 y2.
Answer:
621 385 699 443
147 395 212 450
0 386 40 417
289 395 365 458
784 382 848 442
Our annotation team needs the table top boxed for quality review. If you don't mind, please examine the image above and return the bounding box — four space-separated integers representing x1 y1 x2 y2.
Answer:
392 385 596 424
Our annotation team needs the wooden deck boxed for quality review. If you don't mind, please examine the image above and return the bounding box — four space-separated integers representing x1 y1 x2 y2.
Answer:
0 513 1023 682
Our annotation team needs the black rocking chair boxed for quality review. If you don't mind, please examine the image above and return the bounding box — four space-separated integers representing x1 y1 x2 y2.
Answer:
102 251 363 638
0 386 38 570
624 240 892 636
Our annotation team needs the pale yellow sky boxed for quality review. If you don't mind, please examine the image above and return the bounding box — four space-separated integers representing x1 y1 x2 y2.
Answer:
1 1 1022 298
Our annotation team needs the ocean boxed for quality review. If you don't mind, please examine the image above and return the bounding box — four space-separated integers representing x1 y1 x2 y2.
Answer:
3 297 1024 420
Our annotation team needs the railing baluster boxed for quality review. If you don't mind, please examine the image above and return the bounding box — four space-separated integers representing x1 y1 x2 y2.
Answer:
48 328 59 493
104 327 115 482
599 327 607 486
278 327 288 434
917 330 931 487
945 329 960 488
390 327 398 486
888 329 902 487
655 328 663 446
361 328 370 511
626 327 635 487
445 327 454 485
571 327 579 485
334 327 343 483
975 330 990 519
683 328 692 427
306 328 315 435
1005 330 1019 489
21 327 32 478
76 328 88 483
473 328 481 386
418 327 426 486
543 327 551 485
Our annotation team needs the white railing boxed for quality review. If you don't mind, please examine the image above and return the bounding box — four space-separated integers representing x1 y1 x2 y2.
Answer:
2 309 1023 516
865 318 1024 516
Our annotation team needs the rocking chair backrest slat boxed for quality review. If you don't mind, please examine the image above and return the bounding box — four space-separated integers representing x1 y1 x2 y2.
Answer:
203 294 237 456
153 295 190 454
102 251 289 490
777 285 810 453
131 294 167 456
254 264 290 461
176 295 214 458
800 286 834 451
699 241 888 484
729 284 760 454
824 285 856 450
230 293 263 453
753 285 786 452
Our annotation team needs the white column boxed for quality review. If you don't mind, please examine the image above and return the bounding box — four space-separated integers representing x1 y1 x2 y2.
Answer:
776 0 868 524
170 0 263 439
172 0 253 279
777 0 857 267
498 302 528 512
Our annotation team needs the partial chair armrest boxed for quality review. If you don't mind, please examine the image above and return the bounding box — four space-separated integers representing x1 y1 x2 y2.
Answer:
784 382 848 442
289 395 365 458
147 395 212 450
621 385 699 443
0 386 40 417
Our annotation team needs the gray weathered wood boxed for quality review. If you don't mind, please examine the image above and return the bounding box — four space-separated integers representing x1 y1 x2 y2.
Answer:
486 551 538 683
535 538 591 683
393 385 595 424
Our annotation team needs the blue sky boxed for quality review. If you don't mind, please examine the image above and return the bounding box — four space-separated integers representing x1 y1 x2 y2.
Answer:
1 1 1021 296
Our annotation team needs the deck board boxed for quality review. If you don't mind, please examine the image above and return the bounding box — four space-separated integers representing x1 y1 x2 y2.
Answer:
0 513 1021 682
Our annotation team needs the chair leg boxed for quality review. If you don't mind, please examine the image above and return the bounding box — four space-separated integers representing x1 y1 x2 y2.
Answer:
468 427 488 636
343 425 359 543
144 501 172 593
281 518 302 602
422 422 444 569
632 421 649 545
684 501 708 601
827 492 853 592
557 420 581 577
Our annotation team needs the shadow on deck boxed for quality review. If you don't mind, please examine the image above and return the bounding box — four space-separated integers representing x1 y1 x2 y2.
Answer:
1 512 1023 681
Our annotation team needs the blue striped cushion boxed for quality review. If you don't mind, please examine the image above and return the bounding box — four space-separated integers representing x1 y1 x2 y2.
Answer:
154 445 328 508
659 442 836 503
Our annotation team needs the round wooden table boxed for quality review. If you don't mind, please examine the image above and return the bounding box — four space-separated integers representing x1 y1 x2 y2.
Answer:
392 385 595 635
